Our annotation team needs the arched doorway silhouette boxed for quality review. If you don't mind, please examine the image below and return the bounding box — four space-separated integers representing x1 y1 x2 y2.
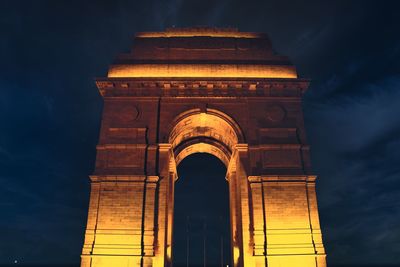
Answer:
173 153 231 267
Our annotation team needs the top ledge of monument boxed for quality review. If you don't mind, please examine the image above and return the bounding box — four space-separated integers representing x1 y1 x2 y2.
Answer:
106 27 298 79
135 27 264 38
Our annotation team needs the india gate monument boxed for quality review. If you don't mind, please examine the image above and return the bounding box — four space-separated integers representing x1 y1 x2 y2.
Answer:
80 27 327 267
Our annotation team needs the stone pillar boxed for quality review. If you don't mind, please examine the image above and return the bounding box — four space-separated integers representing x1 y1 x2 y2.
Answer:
234 144 255 267
153 144 175 267
261 175 325 267
307 176 327 267
226 164 241 267
81 175 146 267
248 176 267 267
142 176 159 267
81 182 100 267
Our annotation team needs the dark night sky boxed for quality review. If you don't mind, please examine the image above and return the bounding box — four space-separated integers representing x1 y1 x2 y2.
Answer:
1 0 399 266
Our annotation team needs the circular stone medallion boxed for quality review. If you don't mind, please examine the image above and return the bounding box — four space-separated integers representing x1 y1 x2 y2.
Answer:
266 105 286 122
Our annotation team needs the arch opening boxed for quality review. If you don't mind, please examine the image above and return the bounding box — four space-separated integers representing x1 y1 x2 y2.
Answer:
168 110 240 266
173 153 232 267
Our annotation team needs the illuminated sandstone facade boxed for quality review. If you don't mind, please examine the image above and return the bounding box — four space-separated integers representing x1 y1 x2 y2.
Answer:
81 27 326 267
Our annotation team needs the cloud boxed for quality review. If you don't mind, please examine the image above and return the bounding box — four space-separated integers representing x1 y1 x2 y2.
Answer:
305 76 400 264
152 0 184 28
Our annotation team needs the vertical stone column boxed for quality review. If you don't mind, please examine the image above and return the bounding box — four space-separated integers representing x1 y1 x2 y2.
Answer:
262 175 325 267
248 176 267 267
142 176 159 267
81 182 101 267
235 144 255 267
166 171 176 267
306 176 327 267
153 144 174 267
81 175 147 267
226 164 240 267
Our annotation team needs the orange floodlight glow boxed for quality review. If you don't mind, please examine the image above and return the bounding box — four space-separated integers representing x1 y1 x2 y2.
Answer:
136 27 263 38
107 64 297 79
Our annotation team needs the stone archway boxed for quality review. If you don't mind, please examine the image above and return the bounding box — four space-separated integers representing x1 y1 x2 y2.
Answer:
169 110 243 166
163 109 246 267
80 27 327 267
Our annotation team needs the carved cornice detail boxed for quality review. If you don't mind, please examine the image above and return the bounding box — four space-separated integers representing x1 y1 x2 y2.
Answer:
248 175 318 183
95 78 309 97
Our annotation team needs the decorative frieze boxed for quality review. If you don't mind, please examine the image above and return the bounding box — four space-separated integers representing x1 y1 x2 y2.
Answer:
95 78 309 97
